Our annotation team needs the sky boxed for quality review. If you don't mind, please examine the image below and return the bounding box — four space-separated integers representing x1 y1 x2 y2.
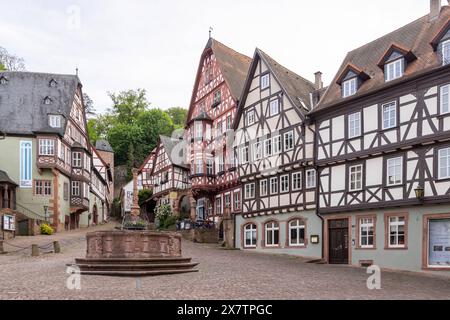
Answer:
0 0 432 115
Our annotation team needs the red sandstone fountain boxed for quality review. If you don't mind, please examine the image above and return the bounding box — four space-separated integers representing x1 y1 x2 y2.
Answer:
69 169 199 276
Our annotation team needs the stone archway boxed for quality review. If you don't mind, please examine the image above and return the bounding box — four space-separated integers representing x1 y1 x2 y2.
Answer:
178 195 191 220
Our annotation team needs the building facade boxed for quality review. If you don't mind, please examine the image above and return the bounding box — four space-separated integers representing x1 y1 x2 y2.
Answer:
308 3 450 272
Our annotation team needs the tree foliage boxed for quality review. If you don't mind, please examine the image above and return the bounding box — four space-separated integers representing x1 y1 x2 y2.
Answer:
0 47 25 71
166 107 188 129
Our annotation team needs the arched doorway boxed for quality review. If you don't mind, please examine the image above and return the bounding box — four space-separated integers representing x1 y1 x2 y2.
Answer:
93 204 98 225
179 196 191 220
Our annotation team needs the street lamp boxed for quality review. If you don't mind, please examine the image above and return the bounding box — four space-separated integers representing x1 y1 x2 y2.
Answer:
43 205 48 222
414 185 424 200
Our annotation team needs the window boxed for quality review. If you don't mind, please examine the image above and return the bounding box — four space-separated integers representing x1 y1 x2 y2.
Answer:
44 97 52 105
35 180 52 196
385 59 404 82
382 101 397 129
72 152 82 167
195 122 203 139
0 77 8 85
428 218 450 267
264 139 272 157
84 154 90 171
84 182 89 199
260 180 268 196
270 177 278 194
196 199 205 220
244 224 257 248
63 182 69 201
272 135 281 154
440 85 449 114
388 216 406 248
216 196 222 215
284 131 294 151
270 99 279 116
216 121 222 136
342 78 357 98
253 142 262 160
348 112 361 138
206 158 213 175
3 214 15 231
71 181 80 196
213 90 221 105
289 219 305 246
280 175 289 193
438 147 450 179
39 139 55 156
261 74 270 90
205 125 211 141
442 39 450 66
306 169 316 189
226 115 232 130
387 157 403 186
224 193 231 209
233 191 241 211
196 159 203 174
49 115 61 128
59 144 65 160
240 147 249 164
359 218 374 248
246 110 255 125
245 183 255 199
349 165 363 191
20 141 32 188
292 172 302 191
218 155 224 173
265 221 279 247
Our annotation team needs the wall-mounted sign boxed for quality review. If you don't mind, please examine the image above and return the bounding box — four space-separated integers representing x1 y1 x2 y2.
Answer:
3 214 15 231
310 235 320 244
170 192 178 200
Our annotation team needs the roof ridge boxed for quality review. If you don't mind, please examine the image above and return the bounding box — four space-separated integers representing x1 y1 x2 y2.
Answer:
0 70 79 78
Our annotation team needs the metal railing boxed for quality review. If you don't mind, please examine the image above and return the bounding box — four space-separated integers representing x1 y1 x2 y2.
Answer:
177 219 216 231
14 203 47 221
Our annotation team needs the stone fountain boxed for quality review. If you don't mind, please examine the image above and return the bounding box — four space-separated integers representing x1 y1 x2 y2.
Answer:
68 169 199 277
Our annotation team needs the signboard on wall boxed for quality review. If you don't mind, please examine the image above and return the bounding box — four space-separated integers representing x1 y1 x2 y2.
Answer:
3 215 15 231
429 219 450 267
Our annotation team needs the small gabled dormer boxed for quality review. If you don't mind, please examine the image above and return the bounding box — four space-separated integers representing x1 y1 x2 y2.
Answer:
336 64 370 98
0 75 8 85
431 18 450 66
49 78 58 88
43 96 53 105
377 44 416 82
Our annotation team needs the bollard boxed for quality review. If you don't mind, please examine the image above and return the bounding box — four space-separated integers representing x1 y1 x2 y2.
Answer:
0 240 4 254
31 244 39 257
53 241 61 254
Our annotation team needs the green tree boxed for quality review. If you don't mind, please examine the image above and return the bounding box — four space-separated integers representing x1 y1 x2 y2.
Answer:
166 107 188 128
108 89 149 124
87 119 99 145
0 47 25 71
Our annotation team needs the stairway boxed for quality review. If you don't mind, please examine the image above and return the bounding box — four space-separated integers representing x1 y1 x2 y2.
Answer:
68 257 199 277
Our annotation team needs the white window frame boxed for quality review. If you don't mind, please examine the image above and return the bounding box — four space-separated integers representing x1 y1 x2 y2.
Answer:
49 115 61 128
387 156 403 186
284 131 294 151
253 142 262 160
359 218 374 248
280 175 289 193
349 165 363 192
20 141 32 188
246 110 255 126
265 221 279 247
438 147 450 180
270 177 278 194
264 139 272 157
385 58 404 82
440 84 449 115
233 191 241 211
348 112 361 138
306 169 316 189
206 158 213 175
196 159 203 175
261 74 270 90
215 196 222 215
39 139 55 156
382 101 397 130
289 219 306 247
71 181 80 197
72 152 82 168
442 39 450 66
240 146 249 164
342 77 357 98
195 122 203 139
388 216 406 248
269 99 280 116
245 183 255 199
292 172 302 191
272 135 281 155
244 224 257 248
260 179 268 197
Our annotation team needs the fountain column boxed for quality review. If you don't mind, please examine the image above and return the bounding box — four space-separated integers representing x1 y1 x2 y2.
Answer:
130 168 140 217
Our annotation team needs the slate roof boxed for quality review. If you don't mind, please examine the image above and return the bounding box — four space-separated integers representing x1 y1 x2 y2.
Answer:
159 135 189 169
95 139 114 153
310 5 450 115
0 71 81 136
0 170 18 186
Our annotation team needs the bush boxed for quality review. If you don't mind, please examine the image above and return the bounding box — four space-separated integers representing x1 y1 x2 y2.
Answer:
40 223 54 235
154 204 179 230
160 214 179 229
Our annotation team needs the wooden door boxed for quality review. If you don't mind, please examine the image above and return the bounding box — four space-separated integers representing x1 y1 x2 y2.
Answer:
328 219 349 264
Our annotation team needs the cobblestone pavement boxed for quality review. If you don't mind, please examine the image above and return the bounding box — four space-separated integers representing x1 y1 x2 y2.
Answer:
1 224 450 300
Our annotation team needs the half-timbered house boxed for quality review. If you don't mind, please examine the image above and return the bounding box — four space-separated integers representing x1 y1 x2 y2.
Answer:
308 1 450 272
233 49 323 258
185 38 251 236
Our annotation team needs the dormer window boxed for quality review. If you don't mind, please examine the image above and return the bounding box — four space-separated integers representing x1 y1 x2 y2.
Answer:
342 78 357 98
442 39 450 66
49 79 57 88
49 115 61 128
385 58 404 82
44 96 53 105
0 76 8 85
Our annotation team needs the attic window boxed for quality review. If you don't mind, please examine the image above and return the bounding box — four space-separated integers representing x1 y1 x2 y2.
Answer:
49 115 62 128
442 39 450 66
0 76 8 85
385 58 404 82
337 65 369 98
342 78 358 98
49 79 57 88
44 97 53 105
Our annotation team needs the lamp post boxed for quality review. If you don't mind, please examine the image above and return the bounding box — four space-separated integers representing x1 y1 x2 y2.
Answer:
414 185 424 201
43 205 48 222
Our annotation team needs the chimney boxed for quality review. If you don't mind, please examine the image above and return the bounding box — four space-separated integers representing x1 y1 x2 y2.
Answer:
430 0 442 21
314 71 323 90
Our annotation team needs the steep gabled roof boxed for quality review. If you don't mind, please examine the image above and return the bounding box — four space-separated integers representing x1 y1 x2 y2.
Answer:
0 71 81 136
95 140 114 153
159 135 189 170
0 170 18 186
310 5 450 115
234 48 315 129
186 38 252 124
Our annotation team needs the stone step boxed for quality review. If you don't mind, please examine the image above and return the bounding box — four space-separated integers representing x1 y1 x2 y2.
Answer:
74 257 193 265
76 269 199 277
71 262 199 271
